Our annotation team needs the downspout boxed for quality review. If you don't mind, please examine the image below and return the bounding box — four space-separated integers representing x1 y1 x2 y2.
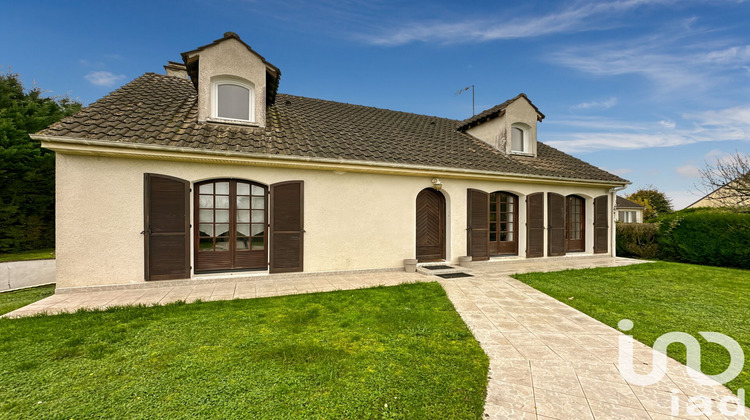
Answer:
609 186 627 257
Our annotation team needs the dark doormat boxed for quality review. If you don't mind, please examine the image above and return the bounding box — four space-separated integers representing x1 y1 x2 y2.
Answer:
422 265 455 270
436 272 473 279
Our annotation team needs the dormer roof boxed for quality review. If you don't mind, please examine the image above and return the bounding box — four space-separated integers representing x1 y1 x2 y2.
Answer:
458 93 545 131
180 32 281 105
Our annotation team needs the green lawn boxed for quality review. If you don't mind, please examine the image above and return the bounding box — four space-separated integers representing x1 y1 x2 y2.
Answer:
0 248 55 263
0 285 55 315
0 282 488 419
514 262 750 399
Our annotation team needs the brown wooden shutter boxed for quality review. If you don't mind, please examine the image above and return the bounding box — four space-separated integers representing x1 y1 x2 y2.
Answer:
270 181 304 273
547 193 566 256
526 193 544 258
466 189 489 261
594 195 609 254
144 173 190 281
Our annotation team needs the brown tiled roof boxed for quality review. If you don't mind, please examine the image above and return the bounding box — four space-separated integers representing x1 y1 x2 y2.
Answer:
616 196 645 209
38 73 626 184
458 93 545 131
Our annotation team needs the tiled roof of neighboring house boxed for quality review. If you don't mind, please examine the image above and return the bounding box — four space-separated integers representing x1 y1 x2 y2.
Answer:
39 73 627 184
616 196 645 209
457 93 545 131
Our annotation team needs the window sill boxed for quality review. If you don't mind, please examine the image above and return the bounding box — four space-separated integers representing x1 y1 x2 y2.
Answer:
510 151 535 157
206 117 260 127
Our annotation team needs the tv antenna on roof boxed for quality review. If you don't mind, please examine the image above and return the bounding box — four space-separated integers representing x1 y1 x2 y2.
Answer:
456 85 475 116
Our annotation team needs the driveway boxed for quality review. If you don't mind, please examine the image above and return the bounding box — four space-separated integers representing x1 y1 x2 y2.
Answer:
4 256 744 419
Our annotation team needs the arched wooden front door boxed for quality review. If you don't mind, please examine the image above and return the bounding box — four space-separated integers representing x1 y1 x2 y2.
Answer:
566 195 585 252
194 179 268 273
416 188 445 262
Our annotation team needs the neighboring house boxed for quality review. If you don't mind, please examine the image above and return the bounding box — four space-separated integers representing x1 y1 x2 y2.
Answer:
32 33 628 289
615 196 645 223
686 176 750 209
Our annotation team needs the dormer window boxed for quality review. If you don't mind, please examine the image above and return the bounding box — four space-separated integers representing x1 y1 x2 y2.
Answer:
511 123 530 154
211 77 255 123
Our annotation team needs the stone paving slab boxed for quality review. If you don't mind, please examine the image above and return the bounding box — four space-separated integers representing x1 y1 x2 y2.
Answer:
2 256 745 419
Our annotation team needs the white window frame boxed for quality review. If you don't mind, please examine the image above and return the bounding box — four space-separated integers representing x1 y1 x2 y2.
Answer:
210 77 255 123
618 210 637 223
510 123 532 155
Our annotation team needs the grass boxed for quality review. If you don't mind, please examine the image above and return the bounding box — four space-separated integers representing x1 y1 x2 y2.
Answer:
0 248 55 263
0 285 55 315
0 282 488 419
514 261 750 400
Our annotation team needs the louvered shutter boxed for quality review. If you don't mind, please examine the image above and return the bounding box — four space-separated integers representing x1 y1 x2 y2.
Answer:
270 181 304 273
594 195 609 254
144 173 190 281
467 189 489 261
547 193 566 256
526 193 544 258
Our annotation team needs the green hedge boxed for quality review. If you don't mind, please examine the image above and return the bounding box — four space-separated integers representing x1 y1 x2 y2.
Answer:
616 223 659 259
657 209 750 269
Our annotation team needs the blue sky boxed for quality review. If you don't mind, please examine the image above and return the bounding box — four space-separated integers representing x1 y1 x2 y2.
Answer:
3 0 749 208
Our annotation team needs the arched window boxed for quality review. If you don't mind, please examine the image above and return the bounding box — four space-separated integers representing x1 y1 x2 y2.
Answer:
510 123 530 153
211 77 255 122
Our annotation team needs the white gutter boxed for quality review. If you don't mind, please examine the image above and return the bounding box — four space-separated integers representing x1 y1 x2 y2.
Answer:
32 134 631 188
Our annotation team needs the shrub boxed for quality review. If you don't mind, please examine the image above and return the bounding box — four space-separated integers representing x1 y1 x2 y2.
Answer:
657 209 750 269
616 223 659 259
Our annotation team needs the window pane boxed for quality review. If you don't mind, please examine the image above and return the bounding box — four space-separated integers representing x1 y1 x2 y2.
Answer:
217 84 250 120
490 232 497 242
511 127 524 151
251 224 265 236
489 202 496 212
500 213 506 222
508 232 514 241
236 238 249 250
508 213 514 222
237 183 250 195
198 224 213 237
237 196 251 209
199 237 214 252
252 210 264 223
252 185 264 196
199 195 214 209
500 203 507 212
507 196 514 204
237 210 250 223
215 237 231 251
216 210 229 223
500 233 507 241
252 197 265 210
500 223 507 232
199 184 213 194
237 224 250 236
251 236 264 250
215 223 230 237
490 213 496 221
215 182 229 195
215 196 230 209
500 194 508 203
490 222 496 232
199 209 213 223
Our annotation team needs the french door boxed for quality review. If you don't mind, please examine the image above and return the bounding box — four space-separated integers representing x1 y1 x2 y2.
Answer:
566 195 585 252
194 179 268 272
489 192 518 256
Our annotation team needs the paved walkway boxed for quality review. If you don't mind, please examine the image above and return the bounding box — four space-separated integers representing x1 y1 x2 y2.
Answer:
4 256 745 419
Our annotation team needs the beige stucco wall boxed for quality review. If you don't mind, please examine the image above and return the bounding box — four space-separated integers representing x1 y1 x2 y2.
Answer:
465 97 539 156
55 152 614 288
188 38 268 126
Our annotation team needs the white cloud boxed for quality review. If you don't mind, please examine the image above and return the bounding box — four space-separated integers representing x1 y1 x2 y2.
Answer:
361 0 674 46
544 105 750 152
676 164 701 177
608 168 634 176
84 71 126 87
659 120 676 128
571 97 618 111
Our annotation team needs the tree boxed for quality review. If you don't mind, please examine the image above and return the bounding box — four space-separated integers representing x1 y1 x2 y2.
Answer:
0 71 81 252
696 151 750 209
626 186 673 221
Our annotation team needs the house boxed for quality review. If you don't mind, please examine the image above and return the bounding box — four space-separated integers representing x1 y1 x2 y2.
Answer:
32 32 628 289
686 176 750 209
615 196 645 223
